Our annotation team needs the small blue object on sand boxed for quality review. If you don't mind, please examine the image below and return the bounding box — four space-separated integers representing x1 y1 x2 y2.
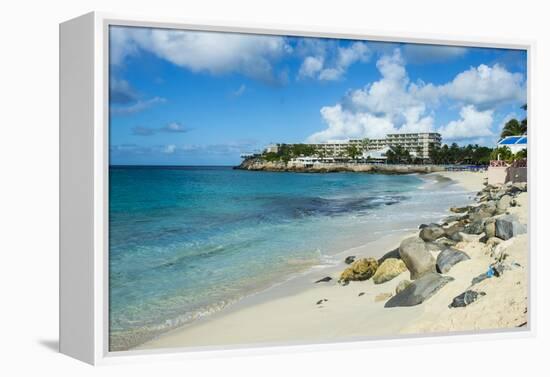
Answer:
486 268 494 278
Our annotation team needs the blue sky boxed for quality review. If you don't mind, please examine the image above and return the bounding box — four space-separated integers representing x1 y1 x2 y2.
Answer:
109 26 527 165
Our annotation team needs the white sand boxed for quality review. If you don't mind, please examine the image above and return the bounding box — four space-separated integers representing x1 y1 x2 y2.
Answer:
138 171 527 351
435 170 488 192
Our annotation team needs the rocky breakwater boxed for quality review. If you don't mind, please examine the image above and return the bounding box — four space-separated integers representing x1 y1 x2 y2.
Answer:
315 180 528 319
236 157 445 174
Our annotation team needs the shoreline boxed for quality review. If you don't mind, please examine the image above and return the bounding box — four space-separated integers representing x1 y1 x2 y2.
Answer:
236 159 447 174
134 171 511 351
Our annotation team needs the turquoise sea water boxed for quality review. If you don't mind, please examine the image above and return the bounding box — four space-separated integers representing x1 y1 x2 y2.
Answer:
109 166 469 350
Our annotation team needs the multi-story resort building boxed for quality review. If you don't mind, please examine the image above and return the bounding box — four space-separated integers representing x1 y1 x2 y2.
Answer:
385 132 442 159
264 132 442 161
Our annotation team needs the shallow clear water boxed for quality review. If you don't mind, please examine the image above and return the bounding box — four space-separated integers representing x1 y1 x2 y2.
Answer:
108 166 470 350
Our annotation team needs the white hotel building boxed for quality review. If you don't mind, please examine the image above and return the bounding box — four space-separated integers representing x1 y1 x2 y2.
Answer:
266 132 442 161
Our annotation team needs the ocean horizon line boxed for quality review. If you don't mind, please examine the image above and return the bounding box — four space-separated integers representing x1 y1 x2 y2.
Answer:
110 164 235 168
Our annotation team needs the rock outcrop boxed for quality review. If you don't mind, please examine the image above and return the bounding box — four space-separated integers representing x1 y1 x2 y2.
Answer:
385 272 454 308
419 224 445 242
339 258 378 284
372 258 407 284
395 279 412 295
436 248 470 274
495 215 527 240
399 236 436 280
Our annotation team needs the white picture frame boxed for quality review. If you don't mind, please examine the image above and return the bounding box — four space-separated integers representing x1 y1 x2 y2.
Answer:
59 11 535 365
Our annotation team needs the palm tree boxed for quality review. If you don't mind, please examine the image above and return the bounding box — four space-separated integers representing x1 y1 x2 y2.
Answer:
361 138 370 151
500 119 527 139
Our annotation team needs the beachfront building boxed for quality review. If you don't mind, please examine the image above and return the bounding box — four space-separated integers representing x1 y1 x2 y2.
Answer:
362 146 391 162
385 133 442 159
262 132 441 161
497 135 528 154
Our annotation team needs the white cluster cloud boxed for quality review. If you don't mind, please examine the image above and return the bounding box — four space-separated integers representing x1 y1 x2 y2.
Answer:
308 49 525 143
307 49 435 142
438 105 494 140
111 26 291 83
441 64 525 109
298 42 371 81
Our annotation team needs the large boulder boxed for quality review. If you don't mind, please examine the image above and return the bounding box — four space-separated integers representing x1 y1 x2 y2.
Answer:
444 222 465 237
450 206 469 213
511 182 527 193
464 220 485 235
372 258 408 284
385 272 454 308
436 248 470 274
425 241 445 253
469 204 495 222
433 237 457 248
398 236 436 280
395 279 412 295
339 258 378 283
484 218 496 238
443 214 468 223
497 195 512 211
377 248 400 265
419 225 445 242
495 215 527 240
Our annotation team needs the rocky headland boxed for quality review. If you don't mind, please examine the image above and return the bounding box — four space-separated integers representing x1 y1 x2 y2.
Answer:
236 158 445 174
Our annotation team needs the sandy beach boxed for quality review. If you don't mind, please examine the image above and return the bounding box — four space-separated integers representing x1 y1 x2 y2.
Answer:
137 170 528 351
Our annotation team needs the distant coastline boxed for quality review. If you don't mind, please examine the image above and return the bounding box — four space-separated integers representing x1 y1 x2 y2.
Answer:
235 157 446 174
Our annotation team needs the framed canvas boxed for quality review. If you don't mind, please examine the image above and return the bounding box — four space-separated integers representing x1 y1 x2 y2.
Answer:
59 12 535 365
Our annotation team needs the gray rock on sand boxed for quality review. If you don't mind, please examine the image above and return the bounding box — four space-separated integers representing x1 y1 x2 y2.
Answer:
444 222 465 238
395 279 412 295
484 218 496 239
377 247 400 265
425 242 445 253
443 214 468 223
495 215 526 240
436 248 470 274
449 290 486 308
450 206 469 213
314 276 332 283
511 182 527 193
399 236 436 280
464 220 485 235
469 208 494 222
385 272 454 308
344 256 356 264
497 195 512 211
434 237 457 248
419 225 445 242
